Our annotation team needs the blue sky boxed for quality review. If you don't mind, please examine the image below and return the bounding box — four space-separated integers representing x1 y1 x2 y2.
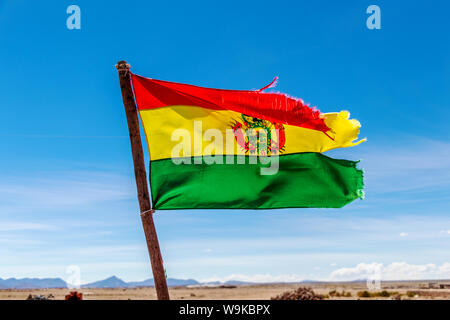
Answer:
0 0 449 283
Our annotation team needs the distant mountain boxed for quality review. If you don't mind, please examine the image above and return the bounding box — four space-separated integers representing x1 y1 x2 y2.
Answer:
202 281 222 286
0 275 201 289
223 280 251 285
127 278 155 287
82 276 199 288
300 280 323 283
82 276 128 288
167 278 199 287
196 280 319 286
0 277 67 289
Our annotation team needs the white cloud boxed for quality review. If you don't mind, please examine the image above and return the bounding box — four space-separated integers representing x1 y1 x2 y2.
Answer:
399 232 408 237
0 171 135 212
329 262 450 281
0 222 58 232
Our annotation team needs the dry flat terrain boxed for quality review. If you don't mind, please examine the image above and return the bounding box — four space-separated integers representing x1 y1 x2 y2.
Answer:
1 281 450 300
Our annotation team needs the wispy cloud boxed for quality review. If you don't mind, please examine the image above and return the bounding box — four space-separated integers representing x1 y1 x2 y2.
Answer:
0 235 45 246
0 171 135 212
0 222 58 232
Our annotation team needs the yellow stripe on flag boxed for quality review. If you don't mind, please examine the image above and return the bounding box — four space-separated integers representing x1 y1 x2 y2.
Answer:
139 105 364 161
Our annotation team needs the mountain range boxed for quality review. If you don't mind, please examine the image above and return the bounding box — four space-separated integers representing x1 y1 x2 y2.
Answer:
0 276 259 289
0 277 67 289
80 276 200 288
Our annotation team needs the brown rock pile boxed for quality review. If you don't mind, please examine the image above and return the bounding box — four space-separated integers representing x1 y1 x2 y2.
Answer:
271 287 324 300
65 291 83 300
26 294 54 300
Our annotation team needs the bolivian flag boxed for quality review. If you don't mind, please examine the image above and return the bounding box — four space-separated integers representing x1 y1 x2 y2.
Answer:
131 73 364 210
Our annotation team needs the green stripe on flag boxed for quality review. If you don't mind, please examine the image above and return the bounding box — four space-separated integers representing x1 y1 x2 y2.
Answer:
150 153 364 210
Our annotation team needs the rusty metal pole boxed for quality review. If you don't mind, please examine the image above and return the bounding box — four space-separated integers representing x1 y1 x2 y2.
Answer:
115 60 170 300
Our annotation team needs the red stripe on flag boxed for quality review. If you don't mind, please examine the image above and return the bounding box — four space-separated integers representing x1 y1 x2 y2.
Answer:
131 73 330 133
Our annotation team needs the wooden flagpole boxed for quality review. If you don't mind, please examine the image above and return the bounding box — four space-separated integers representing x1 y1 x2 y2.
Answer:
115 60 170 300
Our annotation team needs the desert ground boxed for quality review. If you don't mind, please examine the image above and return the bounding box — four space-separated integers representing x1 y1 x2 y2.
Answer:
2 281 450 300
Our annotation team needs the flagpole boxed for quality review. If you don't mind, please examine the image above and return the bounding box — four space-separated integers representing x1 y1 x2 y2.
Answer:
115 60 170 300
